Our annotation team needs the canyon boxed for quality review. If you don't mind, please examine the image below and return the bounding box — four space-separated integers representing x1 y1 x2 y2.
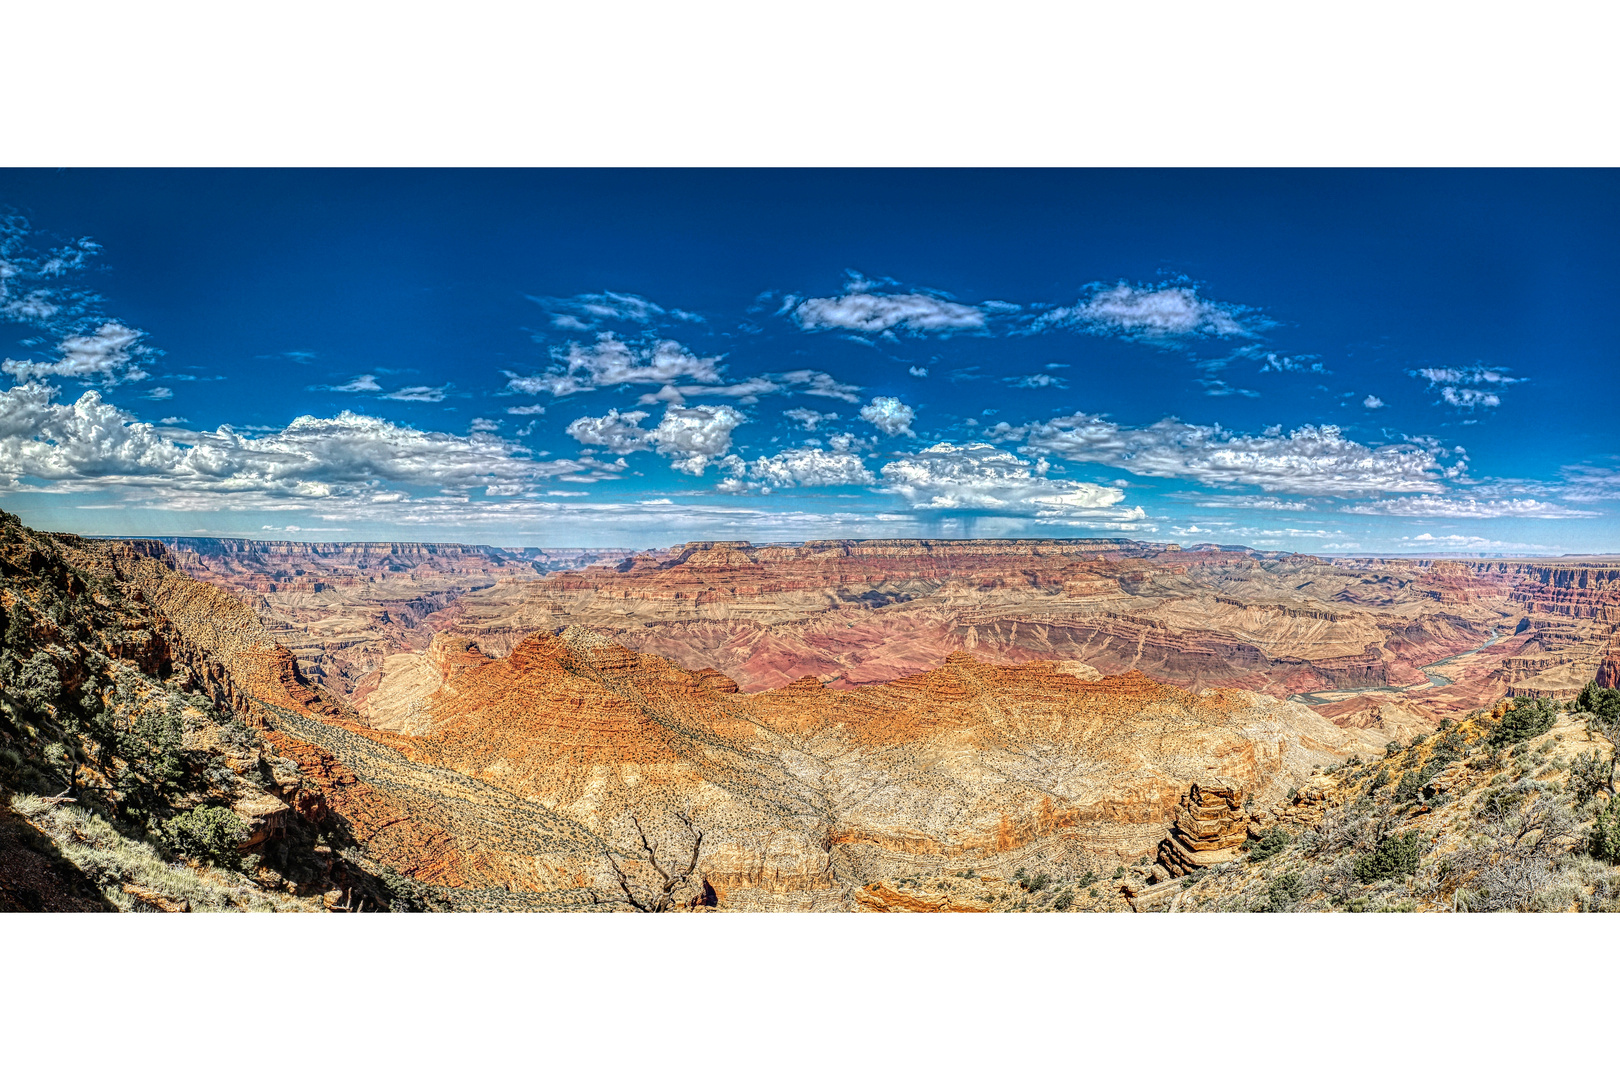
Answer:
9 527 1620 912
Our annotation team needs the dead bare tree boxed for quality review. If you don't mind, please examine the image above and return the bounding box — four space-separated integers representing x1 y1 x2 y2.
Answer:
601 812 705 913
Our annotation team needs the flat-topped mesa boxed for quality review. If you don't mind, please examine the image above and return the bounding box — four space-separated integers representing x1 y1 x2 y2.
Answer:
1157 779 1248 877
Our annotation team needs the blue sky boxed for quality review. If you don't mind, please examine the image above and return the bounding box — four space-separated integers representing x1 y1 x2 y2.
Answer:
0 168 1615 554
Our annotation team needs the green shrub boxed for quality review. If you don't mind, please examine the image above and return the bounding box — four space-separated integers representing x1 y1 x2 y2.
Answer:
1246 827 1290 862
1354 831 1423 882
1576 682 1620 722
1259 871 1306 912
164 806 246 867
1487 699 1557 748
1394 770 1423 803
1052 890 1073 911
1369 767 1390 791
1591 802 1620 864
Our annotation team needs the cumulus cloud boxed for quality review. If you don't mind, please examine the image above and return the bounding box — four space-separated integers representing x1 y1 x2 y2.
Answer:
1363 395 1385 409
529 291 702 331
991 412 1464 496
507 404 546 415
1029 282 1259 341
566 404 745 475
3 322 152 385
877 442 1143 521
717 446 875 493
0 382 600 499
859 396 915 437
1345 494 1597 519
909 366 928 377
509 333 724 397
1410 366 1521 409
790 275 987 336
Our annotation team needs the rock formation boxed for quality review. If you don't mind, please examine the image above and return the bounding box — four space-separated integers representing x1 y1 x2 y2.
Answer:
1156 780 1248 876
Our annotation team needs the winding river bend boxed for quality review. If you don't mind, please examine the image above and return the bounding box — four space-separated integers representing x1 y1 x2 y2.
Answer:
1287 627 1504 707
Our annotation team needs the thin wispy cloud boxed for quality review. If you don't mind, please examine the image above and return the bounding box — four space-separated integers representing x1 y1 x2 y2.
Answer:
1005 373 1067 389
1347 494 1597 519
529 291 702 332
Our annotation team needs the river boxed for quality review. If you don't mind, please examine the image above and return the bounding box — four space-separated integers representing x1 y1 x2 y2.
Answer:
1287 627 1504 707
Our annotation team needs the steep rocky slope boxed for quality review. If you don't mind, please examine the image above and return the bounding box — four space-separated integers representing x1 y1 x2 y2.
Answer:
1115 688 1620 913
0 514 396 911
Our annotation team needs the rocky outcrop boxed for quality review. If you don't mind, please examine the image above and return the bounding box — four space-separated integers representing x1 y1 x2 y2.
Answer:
1156 780 1248 876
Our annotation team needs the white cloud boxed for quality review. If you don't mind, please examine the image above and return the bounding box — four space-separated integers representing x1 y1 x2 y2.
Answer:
1256 352 1324 373
381 384 450 402
1411 366 1521 409
792 278 986 336
469 418 502 432
1440 387 1500 409
566 404 745 475
1395 533 1556 552
0 383 601 499
1346 494 1597 519
315 374 383 393
877 442 1143 522
143 386 173 400
1557 466 1620 504
717 446 875 493
565 408 655 455
1199 378 1259 398
859 396 915 437
640 369 861 407
649 405 746 475
0 216 102 331
530 291 702 331
783 408 838 431
1006 373 1067 389
909 366 929 378
3 323 152 385
506 404 546 415
1363 395 1385 409
993 412 1463 496
1192 495 1313 511
507 333 859 405
512 333 724 397
1030 282 1258 340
